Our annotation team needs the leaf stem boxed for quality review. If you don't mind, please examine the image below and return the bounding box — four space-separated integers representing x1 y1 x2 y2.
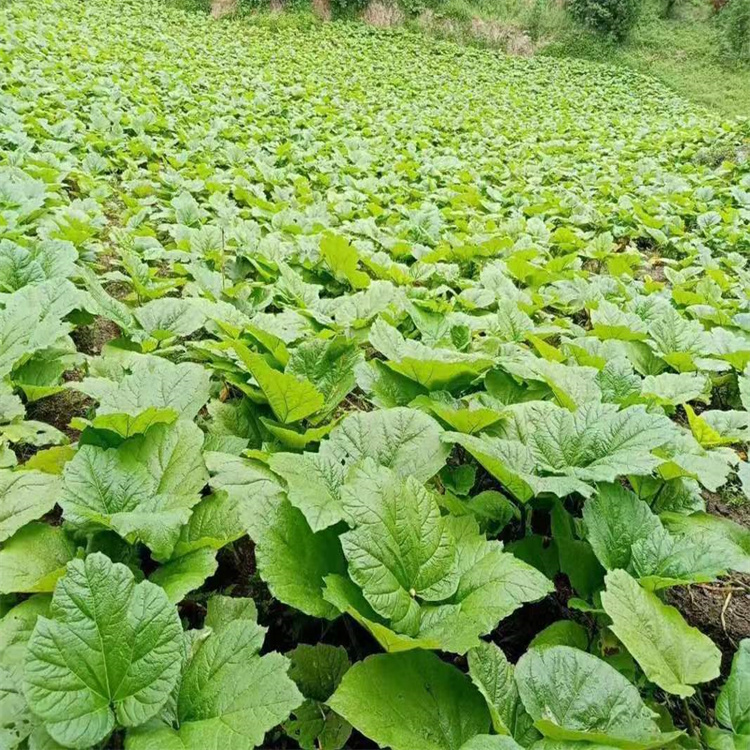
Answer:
682 697 697 737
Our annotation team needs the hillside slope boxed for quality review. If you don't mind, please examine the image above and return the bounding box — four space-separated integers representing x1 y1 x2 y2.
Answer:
181 0 750 118
2 0 750 746
542 0 750 118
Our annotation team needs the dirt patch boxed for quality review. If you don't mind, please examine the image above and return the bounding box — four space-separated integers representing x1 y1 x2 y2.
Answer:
665 497 750 671
25 387 91 444
646 255 668 283
492 574 581 662
666 579 750 672
416 10 535 56
360 1 405 27
470 17 534 55
312 0 332 21
269 0 285 10
71 317 121 356
210 0 238 19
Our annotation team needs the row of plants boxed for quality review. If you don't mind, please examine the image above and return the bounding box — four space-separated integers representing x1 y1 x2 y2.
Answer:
2 0 750 748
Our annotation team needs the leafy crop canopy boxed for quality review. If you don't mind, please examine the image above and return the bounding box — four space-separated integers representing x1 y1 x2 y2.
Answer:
1 0 749 746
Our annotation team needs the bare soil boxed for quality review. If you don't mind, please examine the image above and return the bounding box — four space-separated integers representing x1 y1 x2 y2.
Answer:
360 1 405 27
71 316 121 356
665 496 750 672
312 0 331 21
210 0 238 18
25 387 91 445
417 10 535 56
492 574 581 662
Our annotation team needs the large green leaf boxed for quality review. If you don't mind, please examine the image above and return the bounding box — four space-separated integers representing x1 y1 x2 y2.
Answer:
268 450 347 532
324 515 551 653
0 595 51 678
320 233 371 289
640 373 711 406
149 548 218 604
127 595 302 750
412 392 505 434
24 553 183 749
418 517 553 653
0 523 76 594
515 646 681 749
495 352 600 411
340 460 459 635
370 319 493 391
286 335 362 419
284 644 352 750
133 298 207 339
204 452 286 539
328 406 449 480
61 421 208 560
0 239 76 293
0 596 50 749
0 469 61 542
255 498 347 619
0 281 76 379
583 483 663 571
444 432 591 502
171 491 244 558
447 401 675 499
590 300 648 341
328 650 490 750
468 641 538 744
233 345 324 424
79 357 211 438
660 512 750 574
717 640 750 736
601 569 721 697
270 406 449 531
703 726 750 750
322 573 445 652
513 401 677 482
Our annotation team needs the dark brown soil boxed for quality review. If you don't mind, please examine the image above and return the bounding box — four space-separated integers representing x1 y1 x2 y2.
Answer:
71 316 121 356
491 574 583 663
709 493 750 528
665 496 750 672
25 388 91 443
666 579 750 672
16 393 89 467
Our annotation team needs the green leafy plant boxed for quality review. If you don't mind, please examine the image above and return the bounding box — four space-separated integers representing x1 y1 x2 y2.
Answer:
567 0 641 39
1 0 750 746
330 0 369 16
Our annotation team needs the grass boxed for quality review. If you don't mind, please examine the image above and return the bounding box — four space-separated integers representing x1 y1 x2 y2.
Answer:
544 0 750 119
457 0 572 39
169 0 750 118
437 0 750 117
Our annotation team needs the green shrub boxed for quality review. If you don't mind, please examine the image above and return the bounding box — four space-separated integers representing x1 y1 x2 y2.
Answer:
721 0 750 61
397 0 427 16
568 0 641 39
330 0 368 15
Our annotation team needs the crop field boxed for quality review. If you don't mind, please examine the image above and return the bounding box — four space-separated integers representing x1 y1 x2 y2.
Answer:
2 0 750 748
